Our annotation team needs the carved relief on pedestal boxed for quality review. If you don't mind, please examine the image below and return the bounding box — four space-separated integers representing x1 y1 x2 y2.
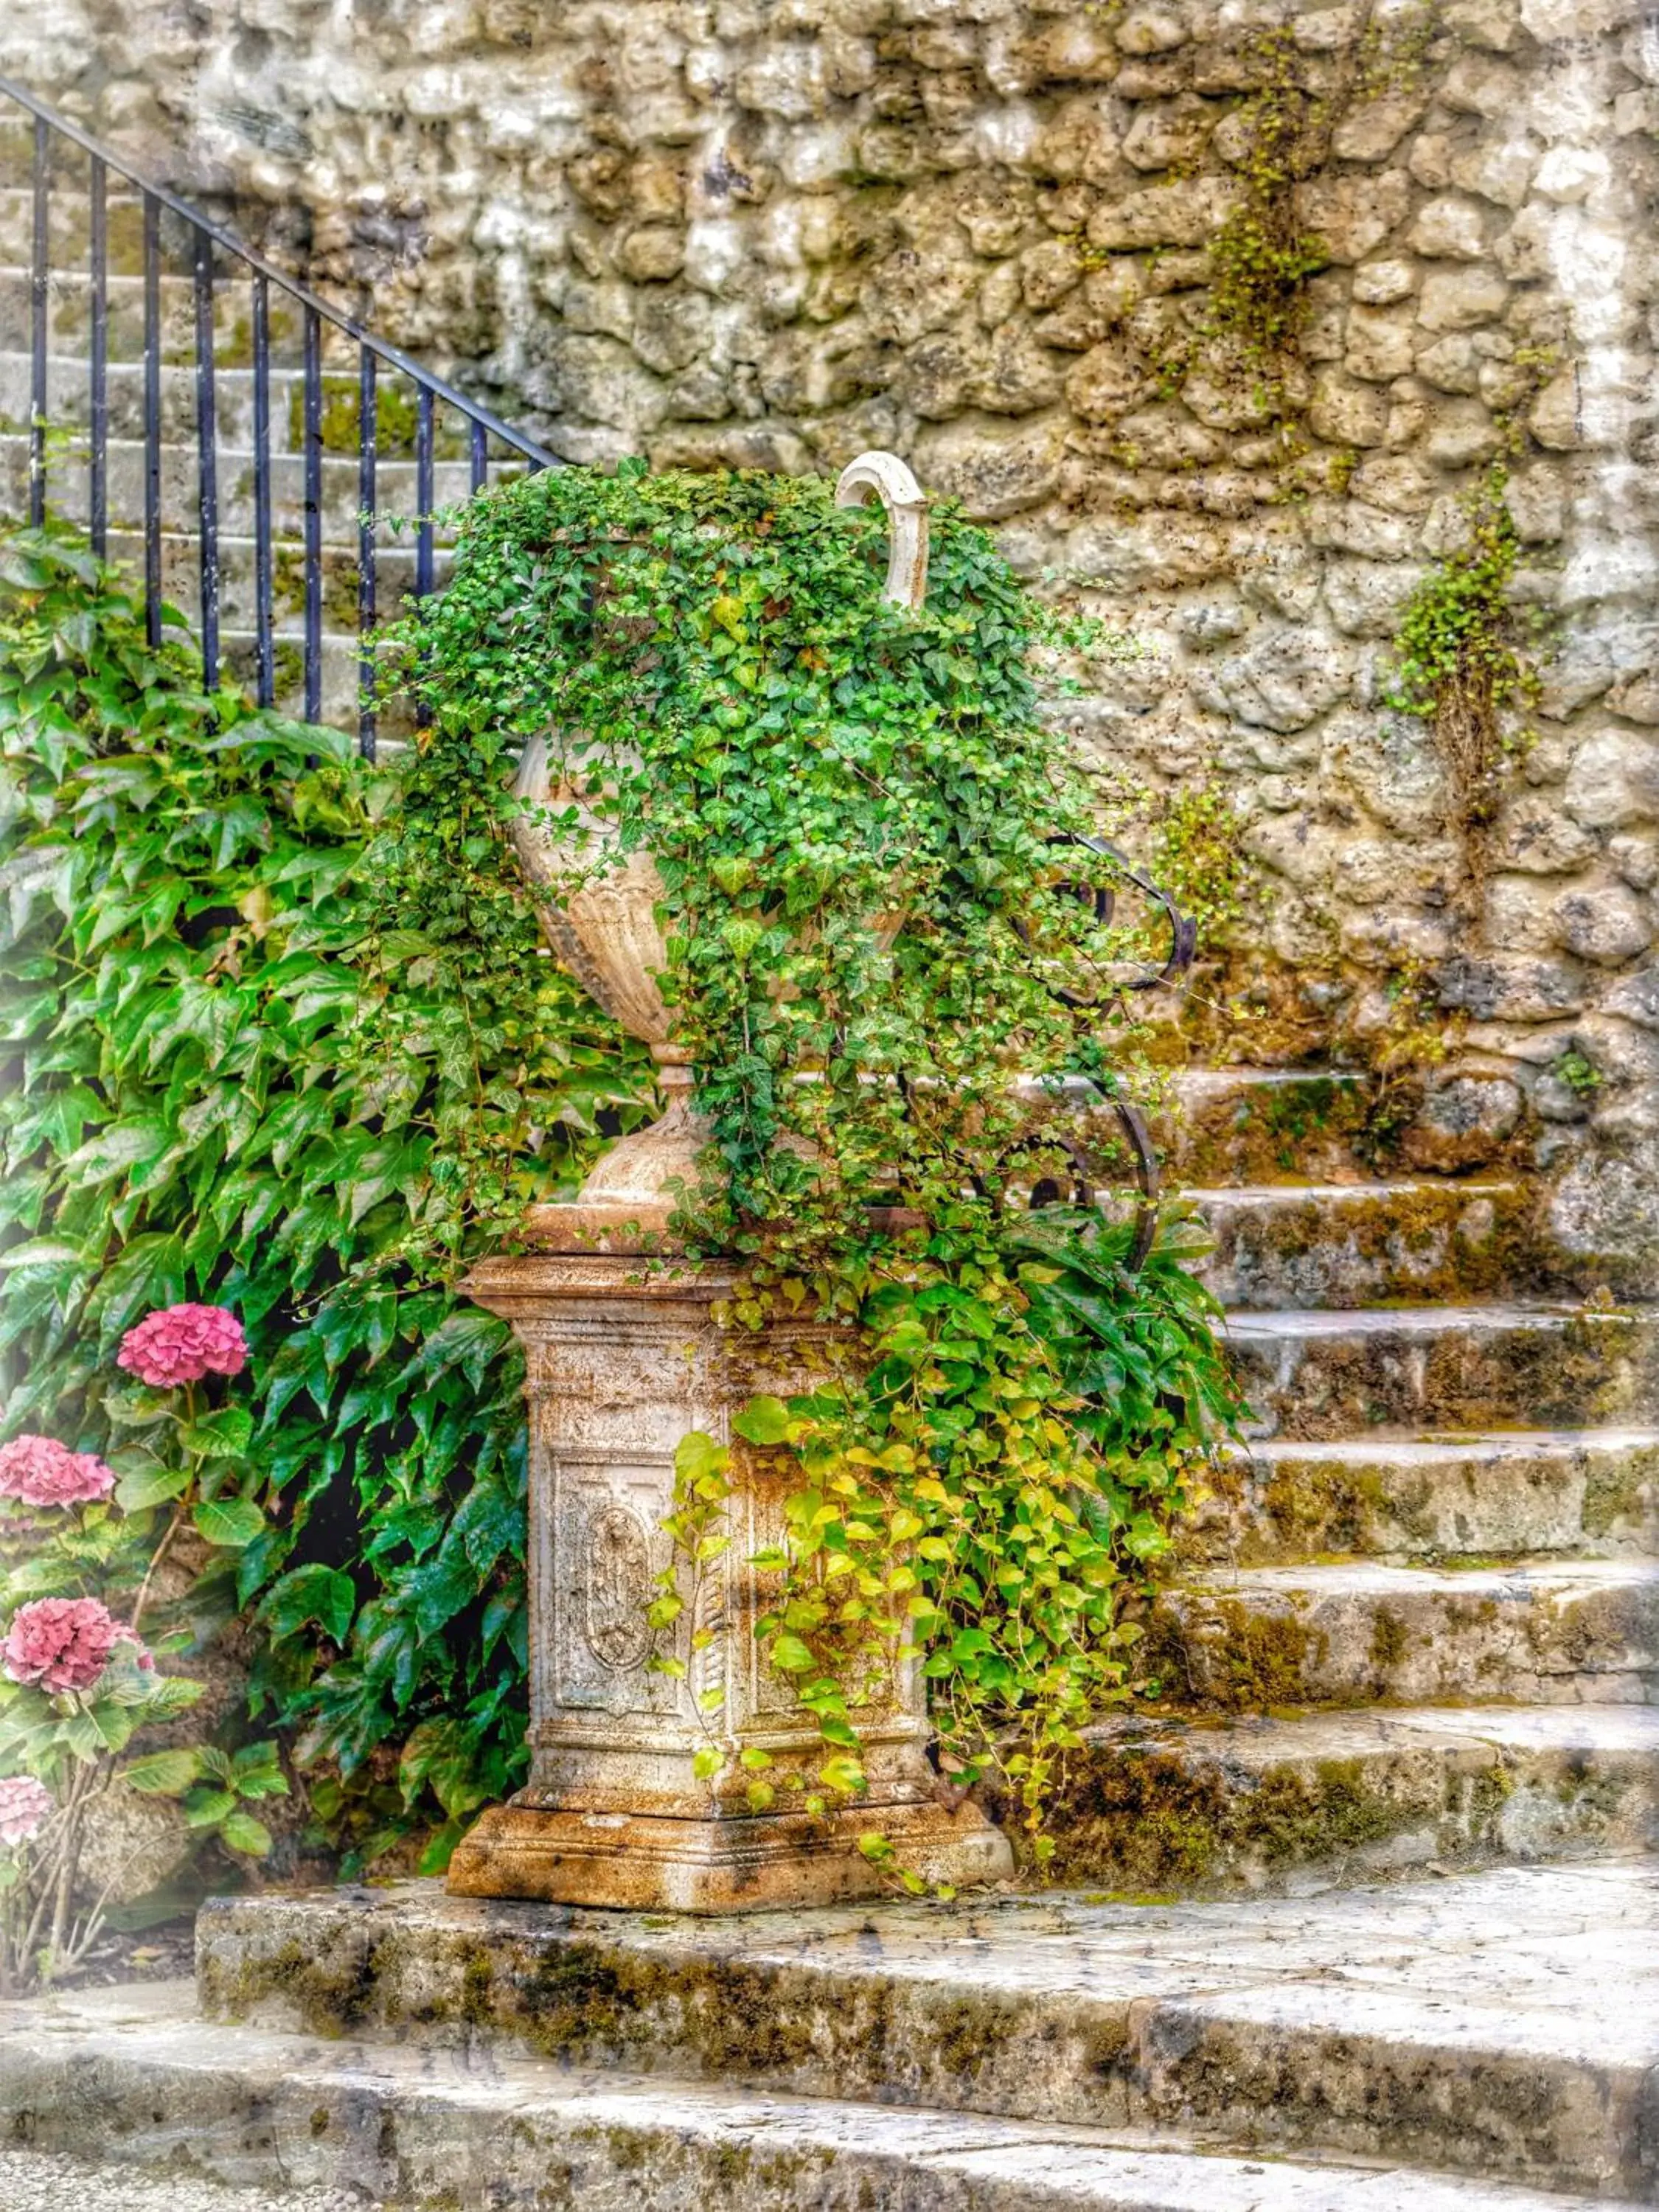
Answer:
583 1504 655 1672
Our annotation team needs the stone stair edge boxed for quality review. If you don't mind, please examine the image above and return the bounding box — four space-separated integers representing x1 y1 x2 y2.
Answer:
184 1861 1659 2202
3 1979 1644 2212
1026 1703 1659 1896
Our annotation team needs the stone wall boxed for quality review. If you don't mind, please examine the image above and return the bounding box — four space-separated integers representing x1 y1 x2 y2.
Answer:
7 0 1659 1268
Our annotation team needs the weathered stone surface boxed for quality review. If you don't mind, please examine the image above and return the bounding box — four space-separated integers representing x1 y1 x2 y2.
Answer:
1194 1429 1659 1564
181 1862 1659 2199
9 1863 1659 2208
1147 1557 1659 1708
1038 1705 1659 1892
12 0 1652 1116
1563 727 1659 828
1401 1074 1526 1171
1548 1138 1659 1290
1551 882 1655 964
1438 953 1587 1022
25 1981 1649 2212
1187 1178 1536 1307
1228 1304 1658 1439
1295 172 1411 263
1208 630 1352 734
1417 268 1510 331
448 1251 1008 1912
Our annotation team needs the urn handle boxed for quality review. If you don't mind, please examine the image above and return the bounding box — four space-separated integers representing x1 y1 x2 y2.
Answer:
834 450 930 613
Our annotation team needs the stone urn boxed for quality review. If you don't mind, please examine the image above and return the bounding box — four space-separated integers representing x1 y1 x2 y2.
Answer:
445 454 1014 1910
503 449 931 1253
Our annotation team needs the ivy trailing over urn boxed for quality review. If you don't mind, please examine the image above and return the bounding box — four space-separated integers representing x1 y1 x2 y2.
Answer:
390 460 1242 1863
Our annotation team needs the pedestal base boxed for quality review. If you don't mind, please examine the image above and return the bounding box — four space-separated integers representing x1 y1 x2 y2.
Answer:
445 1799 1013 1914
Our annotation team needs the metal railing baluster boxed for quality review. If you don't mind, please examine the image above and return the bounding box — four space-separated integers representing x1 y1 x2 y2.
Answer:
251 272 274 708
414 385 434 728
358 345 376 762
0 78 560 737
302 305 322 724
29 114 47 529
142 192 161 649
88 153 107 558
415 384 434 599
192 223 220 692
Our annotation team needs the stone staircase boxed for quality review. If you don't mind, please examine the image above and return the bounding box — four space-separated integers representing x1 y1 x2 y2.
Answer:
4 1066 1656 2208
1027 1062 1659 1899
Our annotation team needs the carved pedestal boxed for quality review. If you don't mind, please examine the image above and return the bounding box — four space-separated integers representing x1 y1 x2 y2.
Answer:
445 1251 1012 1913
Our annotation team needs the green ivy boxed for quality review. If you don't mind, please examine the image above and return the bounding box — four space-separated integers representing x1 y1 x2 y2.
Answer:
389 463 1244 1857
1385 465 1528 842
0 526 649 1874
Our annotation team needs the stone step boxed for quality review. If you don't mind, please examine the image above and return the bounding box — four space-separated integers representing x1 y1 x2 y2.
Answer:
1141 1561 1659 1712
0 262 364 369
2 1980 1641 2212
1164 1068 1376 1186
1189 1180 1538 1310
0 181 147 271
191 1863 1659 2199
1 427 493 540
1189 1429 1659 1566
0 345 515 471
0 345 391 455
1226 1304 1659 1440
1027 1705 1659 1893
0 425 498 540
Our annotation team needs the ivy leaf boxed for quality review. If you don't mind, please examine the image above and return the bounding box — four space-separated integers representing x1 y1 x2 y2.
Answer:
257 1563 357 1646
732 1395 791 1447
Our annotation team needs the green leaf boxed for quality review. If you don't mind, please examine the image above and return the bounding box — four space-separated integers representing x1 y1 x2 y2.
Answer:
114 1463 190 1512
769 1634 815 1673
218 1809 274 1857
257 1563 356 1646
192 1495 266 1548
184 1406 254 1459
119 1749 202 1796
182 1786 237 1828
732 1394 791 1447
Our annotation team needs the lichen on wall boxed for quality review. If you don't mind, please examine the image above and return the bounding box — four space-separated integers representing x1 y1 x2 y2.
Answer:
7 0 1659 1271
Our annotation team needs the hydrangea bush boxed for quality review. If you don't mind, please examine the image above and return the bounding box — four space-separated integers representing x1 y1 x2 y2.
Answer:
0 1303 285 1991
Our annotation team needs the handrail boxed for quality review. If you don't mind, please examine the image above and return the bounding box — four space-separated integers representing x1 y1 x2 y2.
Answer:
0 75 557 470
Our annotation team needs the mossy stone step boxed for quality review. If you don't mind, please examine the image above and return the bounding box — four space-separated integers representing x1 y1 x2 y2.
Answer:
3 1980 1642 2212
1164 1068 1375 1186
1188 1429 1659 1566
1141 1560 1659 1712
1020 1705 1659 1893
1227 1304 1659 1440
1187 1180 1540 1309
189 1863 1659 2200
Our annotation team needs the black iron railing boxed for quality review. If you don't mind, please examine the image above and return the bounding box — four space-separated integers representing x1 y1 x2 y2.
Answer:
1 77 557 757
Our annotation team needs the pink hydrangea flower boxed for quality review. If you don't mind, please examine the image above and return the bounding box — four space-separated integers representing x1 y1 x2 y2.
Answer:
117 1303 248 1388
1 1597 129 1695
0 1434 116 1508
0 1775 54 1846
